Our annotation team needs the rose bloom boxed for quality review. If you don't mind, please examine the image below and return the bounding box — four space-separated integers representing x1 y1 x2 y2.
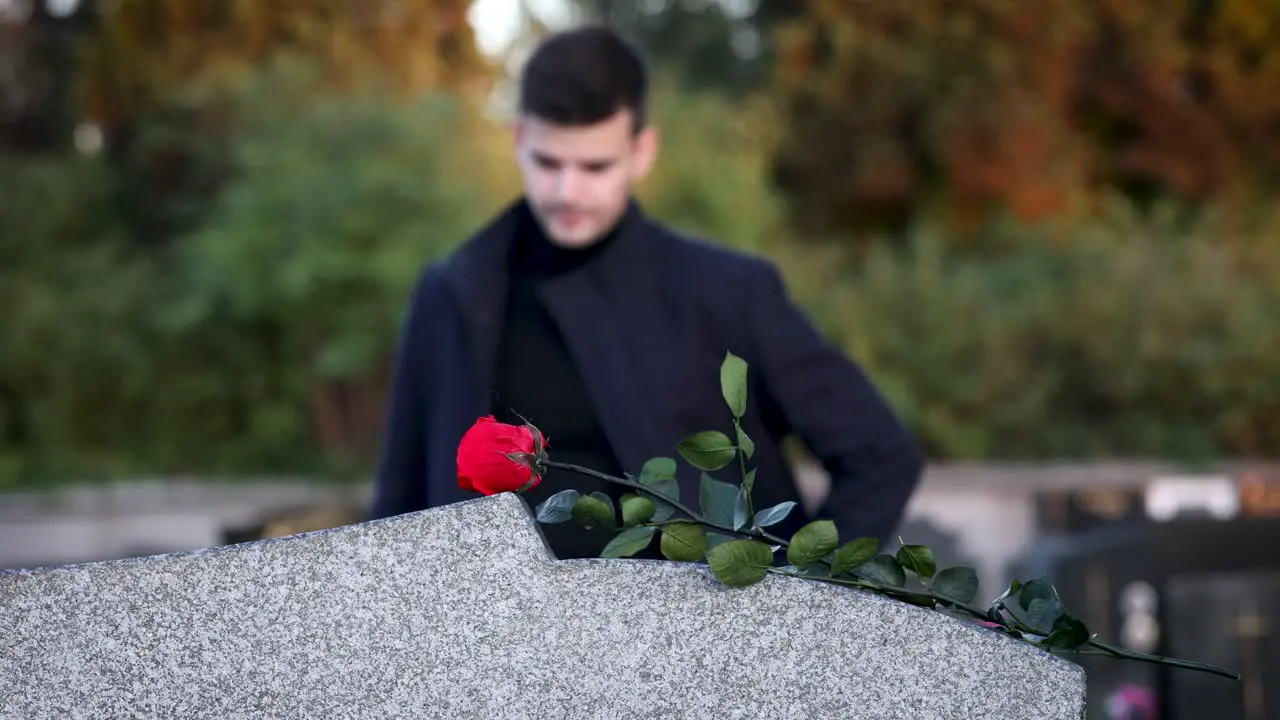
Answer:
456 416 546 495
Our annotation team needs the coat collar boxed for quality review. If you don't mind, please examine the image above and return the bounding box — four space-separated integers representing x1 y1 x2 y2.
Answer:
440 196 672 477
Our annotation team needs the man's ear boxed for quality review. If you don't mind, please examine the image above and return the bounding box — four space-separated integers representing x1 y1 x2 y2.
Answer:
631 125 661 181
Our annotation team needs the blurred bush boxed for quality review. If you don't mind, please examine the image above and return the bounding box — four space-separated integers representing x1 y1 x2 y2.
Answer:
0 152 151 484
784 198 1280 462
4 5 1280 489
166 56 496 467
637 77 786 253
0 56 498 486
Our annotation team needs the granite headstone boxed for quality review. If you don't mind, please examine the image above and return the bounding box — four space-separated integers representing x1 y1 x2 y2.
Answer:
0 493 1086 718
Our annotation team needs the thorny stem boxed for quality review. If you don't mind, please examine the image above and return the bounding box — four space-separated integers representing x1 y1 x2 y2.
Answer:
542 458 1241 682
543 460 786 546
734 420 756 525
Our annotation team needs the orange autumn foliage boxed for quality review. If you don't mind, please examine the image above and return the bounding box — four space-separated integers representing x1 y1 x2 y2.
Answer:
77 0 494 135
770 0 1280 240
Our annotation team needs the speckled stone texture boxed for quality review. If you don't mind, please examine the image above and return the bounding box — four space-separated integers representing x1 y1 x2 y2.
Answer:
0 493 1085 719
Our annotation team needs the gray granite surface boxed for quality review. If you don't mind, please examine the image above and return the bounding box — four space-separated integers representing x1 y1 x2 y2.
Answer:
0 493 1085 719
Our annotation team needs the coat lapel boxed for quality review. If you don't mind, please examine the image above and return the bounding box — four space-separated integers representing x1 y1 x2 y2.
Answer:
440 198 674 479
440 200 522 412
536 203 671 476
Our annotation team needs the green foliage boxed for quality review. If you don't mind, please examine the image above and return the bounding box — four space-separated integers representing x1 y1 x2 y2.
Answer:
571 492 616 530
830 539 879 577
167 58 489 381
932 567 980 605
620 494 656 527
698 473 740 527
706 540 773 587
601 526 657 558
0 154 149 484
677 431 737 471
781 199 1280 461
636 78 787 255
787 520 838 569
0 57 496 486
535 489 580 524
660 521 709 562
719 350 748 419
530 353 1240 681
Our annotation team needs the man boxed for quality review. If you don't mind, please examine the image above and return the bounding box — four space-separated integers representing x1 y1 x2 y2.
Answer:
369 25 924 559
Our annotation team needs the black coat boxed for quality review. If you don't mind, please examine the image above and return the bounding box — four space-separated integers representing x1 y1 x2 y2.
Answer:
370 198 924 548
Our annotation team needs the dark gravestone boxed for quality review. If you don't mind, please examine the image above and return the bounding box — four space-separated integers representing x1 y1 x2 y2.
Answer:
1164 572 1280 720
1021 489 1160 719
1019 490 1280 719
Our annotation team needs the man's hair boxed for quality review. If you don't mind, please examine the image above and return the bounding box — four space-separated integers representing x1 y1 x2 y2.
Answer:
518 25 649 133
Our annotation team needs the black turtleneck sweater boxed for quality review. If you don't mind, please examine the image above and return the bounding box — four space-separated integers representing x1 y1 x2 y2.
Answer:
490 210 630 559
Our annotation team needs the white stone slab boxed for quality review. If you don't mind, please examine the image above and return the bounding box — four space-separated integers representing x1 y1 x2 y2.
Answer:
0 493 1085 719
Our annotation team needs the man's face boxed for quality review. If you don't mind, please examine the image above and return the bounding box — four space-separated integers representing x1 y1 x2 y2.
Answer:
515 108 657 248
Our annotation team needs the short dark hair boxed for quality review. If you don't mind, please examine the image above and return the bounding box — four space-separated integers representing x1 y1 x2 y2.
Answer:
518 25 649 133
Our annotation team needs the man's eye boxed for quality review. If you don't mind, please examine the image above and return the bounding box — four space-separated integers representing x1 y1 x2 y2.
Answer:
583 162 612 173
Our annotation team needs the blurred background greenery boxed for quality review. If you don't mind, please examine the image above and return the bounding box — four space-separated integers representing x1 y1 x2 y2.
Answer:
2 0 1278 488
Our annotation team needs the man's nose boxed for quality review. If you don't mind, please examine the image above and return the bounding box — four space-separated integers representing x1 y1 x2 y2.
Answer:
553 169 585 203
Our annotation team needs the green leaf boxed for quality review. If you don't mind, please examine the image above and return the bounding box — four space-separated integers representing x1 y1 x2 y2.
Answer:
855 554 907 587
896 543 936 581
787 519 839 568
743 467 757 496
621 494 656 527
707 532 736 552
1042 614 1091 649
1027 598 1065 635
830 537 879 576
707 539 773 587
699 473 740 527
648 489 679 522
639 456 677 481
637 460 680 522
754 501 796 528
678 431 737 471
1017 578 1058 612
733 485 750 530
991 578 1024 609
660 521 709 562
898 592 937 608
534 489 580 524
571 492 615 530
932 566 980 605
736 424 755 459
720 351 748 419
600 527 657 558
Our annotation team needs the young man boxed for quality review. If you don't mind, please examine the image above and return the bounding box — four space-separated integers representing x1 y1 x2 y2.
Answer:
369 25 924 559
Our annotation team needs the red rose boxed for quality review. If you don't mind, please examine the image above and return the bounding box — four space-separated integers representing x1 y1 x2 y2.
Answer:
456 416 547 495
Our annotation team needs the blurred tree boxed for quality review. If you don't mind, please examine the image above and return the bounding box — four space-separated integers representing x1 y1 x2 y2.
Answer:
768 0 1280 242
75 0 498 244
1079 0 1280 205
0 55 500 485
161 55 497 469
574 0 798 96
78 0 491 135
